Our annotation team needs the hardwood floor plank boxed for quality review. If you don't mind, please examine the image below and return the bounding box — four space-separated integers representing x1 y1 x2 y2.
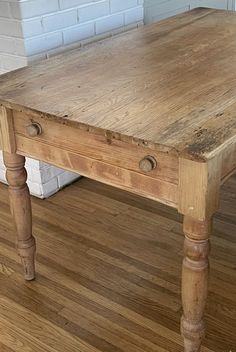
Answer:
0 296 101 352
0 175 235 352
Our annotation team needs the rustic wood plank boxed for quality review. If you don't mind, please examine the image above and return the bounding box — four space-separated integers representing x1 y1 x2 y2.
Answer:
0 8 235 161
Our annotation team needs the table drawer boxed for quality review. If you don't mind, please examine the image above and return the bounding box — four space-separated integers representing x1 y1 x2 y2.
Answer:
13 111 179 184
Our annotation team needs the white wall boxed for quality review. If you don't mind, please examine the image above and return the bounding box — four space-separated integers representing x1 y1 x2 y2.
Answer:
144 0 235 23
0 0 144 74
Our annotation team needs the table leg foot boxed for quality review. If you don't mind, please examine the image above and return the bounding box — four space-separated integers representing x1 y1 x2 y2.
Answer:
181 216 211 352
181 317 205 352
184 338 201 352
3 152 36 281
18 237 36 281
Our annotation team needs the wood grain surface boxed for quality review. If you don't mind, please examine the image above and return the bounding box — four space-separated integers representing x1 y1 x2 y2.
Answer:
0 175 235 352
0 8 236 160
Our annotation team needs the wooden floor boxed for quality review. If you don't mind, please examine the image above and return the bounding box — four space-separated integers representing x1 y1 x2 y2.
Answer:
0 175 235 352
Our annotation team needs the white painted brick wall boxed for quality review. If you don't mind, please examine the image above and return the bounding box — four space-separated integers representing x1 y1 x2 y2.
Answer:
0 0 144 83
11 0 60 19
79 1 110 22
21 0 143 58
0 0 143 197
63 21 94 44
0 1 11 18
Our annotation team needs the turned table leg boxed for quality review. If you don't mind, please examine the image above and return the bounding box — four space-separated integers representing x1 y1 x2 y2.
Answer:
3 152 36 280
181 216 211 352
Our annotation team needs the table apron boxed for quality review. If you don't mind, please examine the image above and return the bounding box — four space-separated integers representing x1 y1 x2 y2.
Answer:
12 111 179 183
14 134 177 207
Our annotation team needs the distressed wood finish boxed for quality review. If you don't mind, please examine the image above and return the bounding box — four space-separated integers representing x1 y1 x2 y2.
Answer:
0 8 236 161
0 8 235 352
13 110 179 185
178 156 222 221
15 135 178 207
0 107 16 154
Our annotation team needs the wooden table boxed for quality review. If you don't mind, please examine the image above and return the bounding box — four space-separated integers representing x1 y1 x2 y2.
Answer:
0 7 235 352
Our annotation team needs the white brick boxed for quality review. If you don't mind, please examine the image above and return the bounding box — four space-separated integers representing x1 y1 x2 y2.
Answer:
45 41 82 57
80 30 112 45
24 32 63 56
27 165 64 184
63 22 95 44
27 167 42 184
25 158 52 171
41 177 59 198
112 21 140 35
78 1 109 23
0 18 22 37
22 18 44 38
59 0 92 10
144 1 190 24
0 168 7 184
0 53 27 70
110 0 138 13
124 6 143 25
10 0 59 19
39 161 53 169
0 1 11 18
0 36 15 54
14 38 26 55
96 13 124 34
0 152 3 164
25 158 41 169
229 0 235 10
40 166 64 183
0 36 25 56
27 180 43 197
57 171 80 189
42 10 78 33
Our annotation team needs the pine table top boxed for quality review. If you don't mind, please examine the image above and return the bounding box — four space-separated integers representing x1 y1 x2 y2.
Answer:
0 8 236 160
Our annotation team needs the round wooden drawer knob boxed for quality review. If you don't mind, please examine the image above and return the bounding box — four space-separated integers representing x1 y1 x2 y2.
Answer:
26 123 42 137
139 156 157 172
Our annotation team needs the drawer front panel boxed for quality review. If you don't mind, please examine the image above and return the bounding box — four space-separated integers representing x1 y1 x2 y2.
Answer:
15 134 178 207
13 111 179 184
